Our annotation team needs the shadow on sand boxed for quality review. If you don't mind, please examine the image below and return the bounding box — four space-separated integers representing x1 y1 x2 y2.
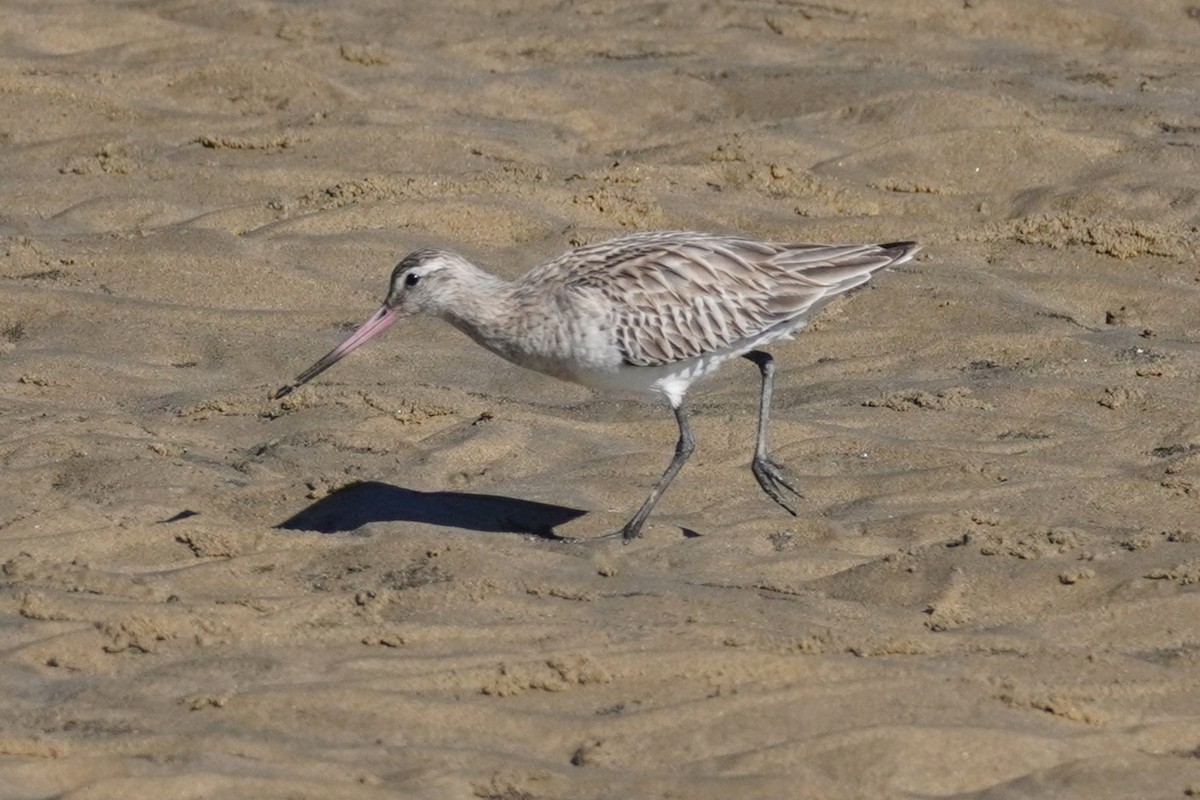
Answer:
277 480 586 539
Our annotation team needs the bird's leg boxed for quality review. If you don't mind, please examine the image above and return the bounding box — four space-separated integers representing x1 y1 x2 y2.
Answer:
743 350 801 515
607 403 695 542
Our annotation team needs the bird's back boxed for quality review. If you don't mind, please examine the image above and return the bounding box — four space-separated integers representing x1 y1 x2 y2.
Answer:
519 231 917 367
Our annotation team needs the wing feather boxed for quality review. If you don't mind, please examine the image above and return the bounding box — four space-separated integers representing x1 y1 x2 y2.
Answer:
521 231 917 368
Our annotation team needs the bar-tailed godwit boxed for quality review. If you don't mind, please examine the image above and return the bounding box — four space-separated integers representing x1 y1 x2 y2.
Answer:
274 231 919 540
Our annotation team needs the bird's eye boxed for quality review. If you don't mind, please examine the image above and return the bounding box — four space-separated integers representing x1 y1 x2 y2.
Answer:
405 272 420 288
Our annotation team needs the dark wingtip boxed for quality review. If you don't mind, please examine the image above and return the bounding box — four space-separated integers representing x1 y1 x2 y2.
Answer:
270 384 295 401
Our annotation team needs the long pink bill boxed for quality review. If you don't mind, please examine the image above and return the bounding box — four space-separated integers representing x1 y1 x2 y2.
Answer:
271 305 398 400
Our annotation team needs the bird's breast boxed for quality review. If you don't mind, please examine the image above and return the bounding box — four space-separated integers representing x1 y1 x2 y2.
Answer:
443 297 625 383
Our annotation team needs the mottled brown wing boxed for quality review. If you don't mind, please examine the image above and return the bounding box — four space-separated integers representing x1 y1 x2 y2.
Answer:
551 233 916 367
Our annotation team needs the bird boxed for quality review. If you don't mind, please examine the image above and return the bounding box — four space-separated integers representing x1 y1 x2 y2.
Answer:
272 231 919 541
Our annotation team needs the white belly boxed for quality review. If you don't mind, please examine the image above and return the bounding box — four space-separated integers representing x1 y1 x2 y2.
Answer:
565 322 804 406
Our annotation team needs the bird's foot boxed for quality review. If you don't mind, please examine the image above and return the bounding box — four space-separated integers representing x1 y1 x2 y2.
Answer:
751 455 802 516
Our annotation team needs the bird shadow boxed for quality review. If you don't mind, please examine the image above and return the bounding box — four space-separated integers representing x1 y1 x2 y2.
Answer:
277 480 586 540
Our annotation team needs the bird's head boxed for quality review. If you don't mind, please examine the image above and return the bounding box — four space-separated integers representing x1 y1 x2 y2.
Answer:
383 248 463 316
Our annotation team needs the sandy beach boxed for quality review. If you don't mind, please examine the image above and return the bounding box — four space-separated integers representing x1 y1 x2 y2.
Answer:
3 1 1200 797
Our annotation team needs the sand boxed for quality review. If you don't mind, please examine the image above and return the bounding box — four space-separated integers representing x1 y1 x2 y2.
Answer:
2 1 1200 797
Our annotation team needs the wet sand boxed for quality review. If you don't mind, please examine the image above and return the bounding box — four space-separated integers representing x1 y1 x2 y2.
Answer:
2 1 1200 797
